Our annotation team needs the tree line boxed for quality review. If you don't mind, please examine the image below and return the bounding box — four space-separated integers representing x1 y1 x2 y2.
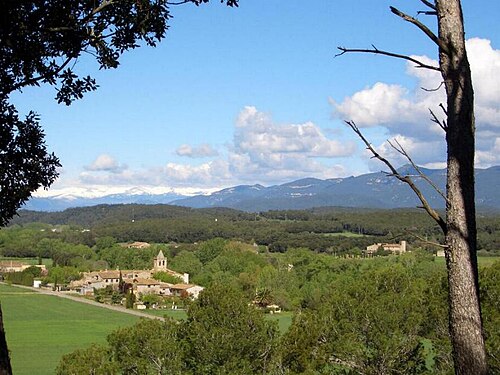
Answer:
6 206 500 255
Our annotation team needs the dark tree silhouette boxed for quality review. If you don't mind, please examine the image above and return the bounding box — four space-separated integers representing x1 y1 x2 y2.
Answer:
0 0 239 226
0 1 239 371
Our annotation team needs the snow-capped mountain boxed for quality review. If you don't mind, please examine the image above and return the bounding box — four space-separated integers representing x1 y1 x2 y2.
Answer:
171 166 500 211
23 166 500 212
24 186 214 212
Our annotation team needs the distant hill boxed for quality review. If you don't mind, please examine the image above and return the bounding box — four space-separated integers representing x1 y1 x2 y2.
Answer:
12 204 252 227
23 191 187 212
172 165 500 211
22 165 500 212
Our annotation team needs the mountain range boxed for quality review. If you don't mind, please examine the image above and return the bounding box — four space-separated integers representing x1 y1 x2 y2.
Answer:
24 165 500 212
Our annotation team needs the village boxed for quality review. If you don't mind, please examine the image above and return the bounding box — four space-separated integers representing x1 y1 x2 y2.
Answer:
0 239 421 311
0 247 205 311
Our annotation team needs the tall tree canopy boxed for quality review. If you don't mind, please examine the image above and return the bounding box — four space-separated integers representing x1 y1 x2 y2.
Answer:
0 2 239 373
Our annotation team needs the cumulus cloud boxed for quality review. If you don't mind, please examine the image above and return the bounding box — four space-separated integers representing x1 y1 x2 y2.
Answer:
85 154 125 173
332 38 500 168
76 107 354 189
235 106 354 158
176 143 219 158
227 106 354 182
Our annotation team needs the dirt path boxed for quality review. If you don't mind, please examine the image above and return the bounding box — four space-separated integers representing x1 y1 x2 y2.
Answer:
1 282 165 321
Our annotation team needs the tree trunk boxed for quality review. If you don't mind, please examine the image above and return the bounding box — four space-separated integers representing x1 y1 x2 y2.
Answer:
436 1 488 373
0 304 12 375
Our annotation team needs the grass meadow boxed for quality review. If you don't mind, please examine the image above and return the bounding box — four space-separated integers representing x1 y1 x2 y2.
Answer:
434 255 500 267
1 284 294 374
0 284 140 375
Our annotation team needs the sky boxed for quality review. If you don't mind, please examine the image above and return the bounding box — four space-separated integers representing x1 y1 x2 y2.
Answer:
10 0 500 198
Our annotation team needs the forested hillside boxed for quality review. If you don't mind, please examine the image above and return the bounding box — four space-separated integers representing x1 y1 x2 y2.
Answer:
5 205 499 255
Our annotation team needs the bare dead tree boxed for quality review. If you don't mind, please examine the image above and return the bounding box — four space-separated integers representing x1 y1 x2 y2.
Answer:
339 1 488 374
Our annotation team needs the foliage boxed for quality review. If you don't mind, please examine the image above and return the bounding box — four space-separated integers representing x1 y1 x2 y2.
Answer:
195 238 227 264
107 318 184 374
152 271 182 284
9 205 499 255
125 291 136 309
281 259 452 374
4 271 33 287
0 100 60 226
480 261 500 372
0 0 240 227
56 344 117 375
5 255 500 375
43 266 81 285
168 250 202 278
181 283 279 374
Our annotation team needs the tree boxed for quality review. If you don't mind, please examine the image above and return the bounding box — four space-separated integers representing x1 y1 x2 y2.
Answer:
1 2 244 370
181 283 279 374
339 1 487 373
0 305 12 375
0 0 239 226
56 344 117 375
107 319 184 374
0 101 60 227
281 261 453 374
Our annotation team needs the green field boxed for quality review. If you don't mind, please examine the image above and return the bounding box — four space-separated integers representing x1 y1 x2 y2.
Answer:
322 231 365 237
266 311 293 334
0 284 140 375
142 308 188 320
434 256 500 267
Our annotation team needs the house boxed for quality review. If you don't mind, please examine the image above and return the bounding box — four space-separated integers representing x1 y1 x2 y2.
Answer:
169 284 204 299
0 261 47 274
126 241 151 249
365 240 407 256
0 261 26 273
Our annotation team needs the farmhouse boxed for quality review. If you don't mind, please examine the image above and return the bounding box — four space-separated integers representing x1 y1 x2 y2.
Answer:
0 260 47 274
125 241 151 249
365 240 407 256
69 250 203 299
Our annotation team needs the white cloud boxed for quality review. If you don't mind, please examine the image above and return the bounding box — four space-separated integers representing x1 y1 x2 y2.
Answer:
85 154 125 173
333 38 500 168
176 143 219 158
72 107 355 189
476 138 500 168
235 106 355 158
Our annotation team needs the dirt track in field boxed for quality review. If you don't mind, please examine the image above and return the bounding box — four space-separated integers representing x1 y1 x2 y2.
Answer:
1 282 165 321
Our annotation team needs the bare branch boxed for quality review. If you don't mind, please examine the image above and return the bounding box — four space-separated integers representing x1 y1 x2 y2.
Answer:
404 230 448 248
389 138 448 202
439 102 448 116
346 120 447 233
421 81 444 92
167 0 192 4
417 11 437 16
389 6 449 54
430 108 447 131
419 0 437 11
336 46 440 71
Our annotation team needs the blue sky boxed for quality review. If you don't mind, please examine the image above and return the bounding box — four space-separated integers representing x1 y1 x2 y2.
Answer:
11 0 500 197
